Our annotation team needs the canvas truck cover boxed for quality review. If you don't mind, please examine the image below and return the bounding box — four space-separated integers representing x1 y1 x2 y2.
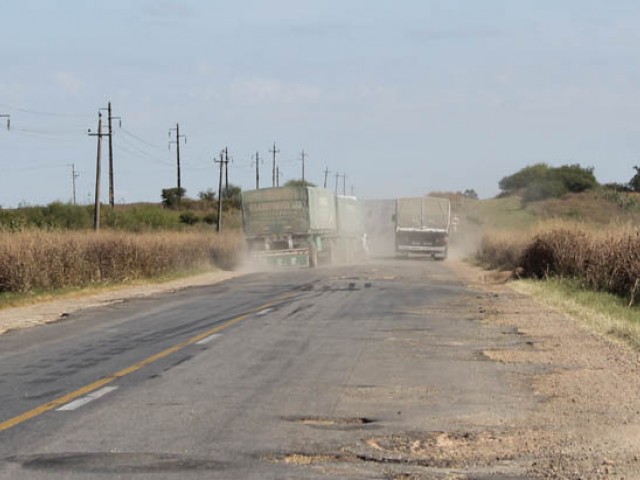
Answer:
242 186 337 237
336 196 365 237
396 197 451 231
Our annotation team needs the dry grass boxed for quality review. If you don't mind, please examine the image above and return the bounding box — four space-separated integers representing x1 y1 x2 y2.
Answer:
478 221 640 305
0 230 244 294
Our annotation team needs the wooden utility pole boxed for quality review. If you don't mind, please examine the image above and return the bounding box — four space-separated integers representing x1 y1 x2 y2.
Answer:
334 172 339 194
69 163 79 205
0 114 9 130
169 123 186 198
214 151 225 232
300 149 308 184
269 142 279 187
88 113 104 230
276 166 281 187
224 147 229 195
323 167 330 188
103 102 120 208
253 151 260 189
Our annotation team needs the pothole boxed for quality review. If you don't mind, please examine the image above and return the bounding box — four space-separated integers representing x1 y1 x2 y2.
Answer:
359 430 523 469
8 452 225 474
282 416 376 429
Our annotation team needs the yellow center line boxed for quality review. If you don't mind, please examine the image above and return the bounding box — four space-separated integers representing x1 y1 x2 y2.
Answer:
0 292 294 433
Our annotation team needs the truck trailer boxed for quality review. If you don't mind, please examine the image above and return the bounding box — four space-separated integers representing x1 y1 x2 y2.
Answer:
241 186 337 268
394 196 451 260
332 195 367 262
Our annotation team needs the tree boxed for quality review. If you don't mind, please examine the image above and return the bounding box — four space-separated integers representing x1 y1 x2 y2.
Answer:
499 163 550 194
161 187 186 209
630 166 640 192
552 164 597 193
283 179 316 188
221 184 242 209
499 163 598 202
463 189 479 200
198 189 216 201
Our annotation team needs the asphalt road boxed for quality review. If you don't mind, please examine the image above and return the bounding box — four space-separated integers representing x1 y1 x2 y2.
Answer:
0 260 539 479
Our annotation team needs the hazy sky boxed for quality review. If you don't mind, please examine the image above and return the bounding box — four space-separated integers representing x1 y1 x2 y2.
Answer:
1 0 639 207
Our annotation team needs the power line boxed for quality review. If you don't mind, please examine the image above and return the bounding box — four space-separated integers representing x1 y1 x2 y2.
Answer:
0 102 92 118
120 128 166 151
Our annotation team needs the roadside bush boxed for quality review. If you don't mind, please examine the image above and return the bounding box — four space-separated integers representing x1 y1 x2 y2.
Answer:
477 225 640 305
179 212 200 225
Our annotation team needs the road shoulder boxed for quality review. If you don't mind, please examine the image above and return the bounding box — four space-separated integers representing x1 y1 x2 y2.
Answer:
0 270 243 335
448 259 640 478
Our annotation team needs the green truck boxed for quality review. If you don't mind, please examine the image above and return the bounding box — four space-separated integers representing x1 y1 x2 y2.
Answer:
241 186 338 268
394 196 451 260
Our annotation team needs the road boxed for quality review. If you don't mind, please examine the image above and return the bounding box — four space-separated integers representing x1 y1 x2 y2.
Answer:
0 260 551 479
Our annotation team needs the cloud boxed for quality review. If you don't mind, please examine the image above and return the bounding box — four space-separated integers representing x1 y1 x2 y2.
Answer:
53 72 83 95
229 78 322 106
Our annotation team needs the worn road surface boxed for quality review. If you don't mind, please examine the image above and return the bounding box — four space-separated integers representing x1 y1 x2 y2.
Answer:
0 260 638 479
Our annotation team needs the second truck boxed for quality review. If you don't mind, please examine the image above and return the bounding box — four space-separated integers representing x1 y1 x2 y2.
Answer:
393 196 451 260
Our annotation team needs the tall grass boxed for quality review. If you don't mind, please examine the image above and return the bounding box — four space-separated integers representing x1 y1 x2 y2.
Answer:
478 223 640 305
0 230 244 294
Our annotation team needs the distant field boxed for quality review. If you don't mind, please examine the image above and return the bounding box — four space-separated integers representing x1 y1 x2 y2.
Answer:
459 190 640 232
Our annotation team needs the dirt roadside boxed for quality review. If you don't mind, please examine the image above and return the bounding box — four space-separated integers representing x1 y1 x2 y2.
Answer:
448 260 640 479
0 270 243 336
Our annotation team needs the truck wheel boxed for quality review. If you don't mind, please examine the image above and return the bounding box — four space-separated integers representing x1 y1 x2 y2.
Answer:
309 244 318 268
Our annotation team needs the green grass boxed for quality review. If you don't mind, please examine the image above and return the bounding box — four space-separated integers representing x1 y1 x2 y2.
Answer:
512 278 640 350
462 196 537 230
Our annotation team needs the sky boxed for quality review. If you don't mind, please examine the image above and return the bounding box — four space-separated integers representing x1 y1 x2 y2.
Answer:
1 0 640 207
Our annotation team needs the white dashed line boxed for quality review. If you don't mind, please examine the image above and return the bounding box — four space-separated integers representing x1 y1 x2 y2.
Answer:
56 386 119 411
195 333 223 345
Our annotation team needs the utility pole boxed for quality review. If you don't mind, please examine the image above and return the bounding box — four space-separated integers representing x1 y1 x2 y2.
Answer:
68 163 79 205
269 142 279 187
0 114 9 130
100 102 120 208
350 184 355 196
334 172 340 194
169 123 187 199
276 166 282 187
214 151 226 233
342 173 347 196
300 149 307 184
252 151 261 189
88 113 104 231
323 167 330 188
224 147 229 195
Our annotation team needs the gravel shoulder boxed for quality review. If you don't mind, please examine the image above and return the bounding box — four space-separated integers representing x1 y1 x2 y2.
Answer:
0 270 243 335
449 260 640 479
